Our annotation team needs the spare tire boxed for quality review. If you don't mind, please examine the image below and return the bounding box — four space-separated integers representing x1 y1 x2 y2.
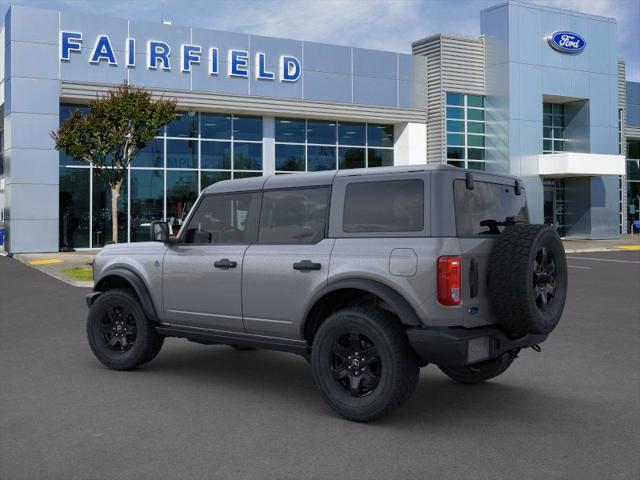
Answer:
488 224 567 337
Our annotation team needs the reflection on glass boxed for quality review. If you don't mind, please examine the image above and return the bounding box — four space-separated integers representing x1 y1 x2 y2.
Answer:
307 145 336 171
233 115 262 141
338 122 366 146
276 144 305 171
367 149 394 167
134 139 163 168
201 141 231 169
201 113 231 139
234 142 262 170
167 111 198 138
59 167 90 248
130 169 164 242
275 118 306 143
167 171 198 235
367 124 394 147
307 120 336 145
234 171 262 179
166 139 197 169
339 147 365 169
201 171 231 189
92 169 127 247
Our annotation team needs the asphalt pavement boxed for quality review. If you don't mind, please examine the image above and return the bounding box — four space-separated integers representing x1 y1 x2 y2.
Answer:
0 251 639 480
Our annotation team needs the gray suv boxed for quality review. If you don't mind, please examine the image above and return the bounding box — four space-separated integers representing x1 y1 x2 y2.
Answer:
86 165 567 421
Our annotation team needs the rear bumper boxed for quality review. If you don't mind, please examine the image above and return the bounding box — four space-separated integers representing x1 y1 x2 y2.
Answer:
407 326 547 367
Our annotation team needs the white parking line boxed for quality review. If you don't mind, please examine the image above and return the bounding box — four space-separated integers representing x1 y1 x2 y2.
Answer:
566 256 640 265
568 265 591 269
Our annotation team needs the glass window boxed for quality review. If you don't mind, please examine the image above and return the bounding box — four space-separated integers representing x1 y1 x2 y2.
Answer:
467 122 484 134
233 115 262 141
184 192 260 244
339 147 365 169
166 139 197 169
368 148 394 168
447 133 465 146
446 92 464 106
92 170 127 247
276 144 305 171
454 180 528 236
233 142 262 170
130 169 164 243
166 171 198 235
467 95 484 108
59 167 90 248
467 161 486 171
447 120 464 133
59 104 90 167
201 141 231 169
201 113 231 139
338 122 366 146
275 118 306 143
447 160 465 168
307 145 336 171
468 148 485 160
307 120 336 144
343 180 424 233
233 171 262 179
201 171 231 189
467 109 484 121
467 134 485 147
167 111 198 138
626 159 640 181
259 188 329 244
134 139 163 168
367 124 394 147
446 106 464 119
447 147 464 159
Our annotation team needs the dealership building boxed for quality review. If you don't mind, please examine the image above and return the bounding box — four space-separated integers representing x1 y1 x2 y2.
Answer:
0 1 639 252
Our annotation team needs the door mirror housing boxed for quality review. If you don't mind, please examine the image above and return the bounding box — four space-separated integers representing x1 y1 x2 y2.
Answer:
150 221 171 243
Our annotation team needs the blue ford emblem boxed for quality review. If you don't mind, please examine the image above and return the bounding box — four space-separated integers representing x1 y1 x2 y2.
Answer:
547 31 586 54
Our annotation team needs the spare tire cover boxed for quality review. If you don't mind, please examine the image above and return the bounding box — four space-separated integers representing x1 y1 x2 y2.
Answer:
488 224 567 336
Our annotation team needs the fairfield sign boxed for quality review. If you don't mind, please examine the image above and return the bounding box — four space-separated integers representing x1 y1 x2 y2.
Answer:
59 31 302 82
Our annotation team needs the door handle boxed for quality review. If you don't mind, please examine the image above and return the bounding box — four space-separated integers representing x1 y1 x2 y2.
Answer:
293 260 321 271
214 258 237 269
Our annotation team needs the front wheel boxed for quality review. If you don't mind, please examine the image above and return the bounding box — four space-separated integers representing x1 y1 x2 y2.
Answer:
438 354 514 384
87 289 164 371
311 307 419 422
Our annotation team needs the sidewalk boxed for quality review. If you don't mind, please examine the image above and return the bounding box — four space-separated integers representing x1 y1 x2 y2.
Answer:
5 234 640 288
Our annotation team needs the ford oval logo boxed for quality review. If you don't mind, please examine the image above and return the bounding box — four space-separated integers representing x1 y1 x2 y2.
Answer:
547 31 586 54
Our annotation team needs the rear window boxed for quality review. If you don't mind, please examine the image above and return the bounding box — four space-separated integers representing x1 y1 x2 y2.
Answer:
454 180 528 236
343 179 424 233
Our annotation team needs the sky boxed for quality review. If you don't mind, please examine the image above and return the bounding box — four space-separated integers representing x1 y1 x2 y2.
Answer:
0 0 638 80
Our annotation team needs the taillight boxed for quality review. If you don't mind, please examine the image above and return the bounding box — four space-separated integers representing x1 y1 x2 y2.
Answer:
438 256 461 306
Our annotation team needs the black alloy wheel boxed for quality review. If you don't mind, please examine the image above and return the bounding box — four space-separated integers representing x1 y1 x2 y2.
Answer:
101 305 137 352
331 332 382 397
532 246 556 312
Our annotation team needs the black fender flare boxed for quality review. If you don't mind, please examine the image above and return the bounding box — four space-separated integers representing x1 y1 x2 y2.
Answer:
92 268 159 322
302 278 422 338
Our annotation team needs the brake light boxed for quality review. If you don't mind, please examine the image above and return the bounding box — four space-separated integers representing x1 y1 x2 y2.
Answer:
438 256 461 306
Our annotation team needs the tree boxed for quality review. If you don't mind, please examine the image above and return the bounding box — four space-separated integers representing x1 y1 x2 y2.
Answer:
52 83 176 243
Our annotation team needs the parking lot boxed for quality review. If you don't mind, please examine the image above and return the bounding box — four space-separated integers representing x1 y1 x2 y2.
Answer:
1 250 638 480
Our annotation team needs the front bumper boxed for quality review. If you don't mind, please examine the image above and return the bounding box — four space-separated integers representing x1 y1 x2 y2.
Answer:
407 326 547 367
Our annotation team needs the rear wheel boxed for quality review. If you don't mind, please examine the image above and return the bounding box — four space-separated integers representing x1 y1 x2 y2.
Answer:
438 354 514 384
311 307 419 422
87 289 164 370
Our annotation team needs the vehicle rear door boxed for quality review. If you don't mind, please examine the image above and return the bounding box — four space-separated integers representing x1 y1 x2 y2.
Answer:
242 187 334 339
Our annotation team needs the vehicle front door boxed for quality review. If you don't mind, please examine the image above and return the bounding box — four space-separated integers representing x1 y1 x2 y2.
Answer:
162 191 261 332
242 187 334 339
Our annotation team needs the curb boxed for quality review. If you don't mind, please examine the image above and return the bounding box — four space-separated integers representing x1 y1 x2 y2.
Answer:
11 254 93 288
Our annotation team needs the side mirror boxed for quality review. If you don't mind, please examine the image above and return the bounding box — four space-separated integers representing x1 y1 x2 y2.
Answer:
150 221 170 243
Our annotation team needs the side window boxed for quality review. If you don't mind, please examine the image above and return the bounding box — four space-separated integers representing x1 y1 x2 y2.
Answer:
183 192 260 244
258 188 329 244
343 179 424 233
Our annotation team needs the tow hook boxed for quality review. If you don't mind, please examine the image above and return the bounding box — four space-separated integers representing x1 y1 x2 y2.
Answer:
530 344 542 353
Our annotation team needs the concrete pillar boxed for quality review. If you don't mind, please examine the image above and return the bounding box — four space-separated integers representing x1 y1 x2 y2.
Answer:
394 122 426 165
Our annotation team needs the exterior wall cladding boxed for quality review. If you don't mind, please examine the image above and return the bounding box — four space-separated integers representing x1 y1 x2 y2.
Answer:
0 1 631 252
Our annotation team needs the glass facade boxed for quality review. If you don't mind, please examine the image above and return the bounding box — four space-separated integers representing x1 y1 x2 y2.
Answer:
274 118 394 173
58 104 263 248
445 92 486 170
627 140 640 232
543 103 565 154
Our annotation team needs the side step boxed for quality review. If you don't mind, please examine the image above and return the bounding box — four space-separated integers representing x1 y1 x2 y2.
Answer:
156 324 310 358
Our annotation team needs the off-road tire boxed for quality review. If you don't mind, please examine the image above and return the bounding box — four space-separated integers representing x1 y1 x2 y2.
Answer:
439 354 514 384
311 307 419 422
87 289 164 370
488 224 567 337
